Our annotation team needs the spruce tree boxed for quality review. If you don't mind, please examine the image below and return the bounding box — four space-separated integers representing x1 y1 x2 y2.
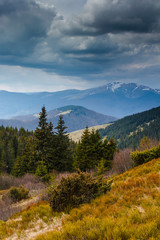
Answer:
22 136 37 174
12 156 26 177
34 106 55 172
74 128 117 171
74 126 91 171
102 137 117 168
54 115 73 171
12 136 18 159
89 129 102 167
35 161 48 178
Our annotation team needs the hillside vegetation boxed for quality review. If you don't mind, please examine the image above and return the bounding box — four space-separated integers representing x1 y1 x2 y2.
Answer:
35 158 160 240
99 106 160 149
1 106 160 240
1 157 160 239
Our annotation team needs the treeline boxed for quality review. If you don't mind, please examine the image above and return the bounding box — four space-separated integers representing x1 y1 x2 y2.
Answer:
0 126 31 174
0 106 117 177
74 127 116 171
99 106 160 149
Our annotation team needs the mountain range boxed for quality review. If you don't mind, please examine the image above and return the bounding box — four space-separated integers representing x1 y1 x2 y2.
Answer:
0 105 116 132
0 81 159 119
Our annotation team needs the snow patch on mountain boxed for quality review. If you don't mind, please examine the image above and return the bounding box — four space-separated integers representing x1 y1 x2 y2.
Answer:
142 88 151 91
56 110 72 116
155 89 160 94
109 81 123 92
105 81 123 92
33 113 40 118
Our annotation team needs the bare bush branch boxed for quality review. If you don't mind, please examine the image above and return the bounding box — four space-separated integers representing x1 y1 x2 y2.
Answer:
111 148 134 175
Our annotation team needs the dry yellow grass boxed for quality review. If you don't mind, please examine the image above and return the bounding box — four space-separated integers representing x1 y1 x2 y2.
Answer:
0 201 65 240
1 158 160 240
35 158 160 240
69 123 111 142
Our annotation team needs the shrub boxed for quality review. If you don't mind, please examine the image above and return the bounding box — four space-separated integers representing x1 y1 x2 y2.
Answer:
112 148 134 174
0 174 13 190
131 145 160 166
0 198 20 221
49 171 112 213
0 173 46 191
137 136 159 151
7 185 29 203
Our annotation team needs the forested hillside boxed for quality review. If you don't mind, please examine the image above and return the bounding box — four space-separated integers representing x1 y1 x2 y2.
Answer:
0 105 160 239
0 126 31 174
0 106 117 177
99 106 160 149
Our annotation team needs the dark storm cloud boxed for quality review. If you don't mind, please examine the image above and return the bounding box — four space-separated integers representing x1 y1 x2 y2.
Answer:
63 0 160 36
0 0 160 89
0 0 57 56
44 0 160 74
43 0 160 79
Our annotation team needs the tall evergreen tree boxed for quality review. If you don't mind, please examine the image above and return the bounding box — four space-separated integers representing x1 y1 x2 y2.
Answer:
34 106 55 171
74 127 117 171
102 137 117 168
74 126 92 171
0 126 30 175
74 127 102 171
12 156 26 177
89 129 102 167
12 136 18 158
54 115 73 171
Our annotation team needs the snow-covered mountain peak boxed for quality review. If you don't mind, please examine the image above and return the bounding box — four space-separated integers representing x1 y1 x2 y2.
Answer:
100 81 160 98
106 81 123 92
155 89 160 94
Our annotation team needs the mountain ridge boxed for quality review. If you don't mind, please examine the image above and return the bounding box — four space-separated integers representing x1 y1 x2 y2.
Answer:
0 81 159 119
99 105 160 149
0 105 117 132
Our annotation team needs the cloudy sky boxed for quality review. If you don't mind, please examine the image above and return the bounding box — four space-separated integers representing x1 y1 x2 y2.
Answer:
0 0 160 92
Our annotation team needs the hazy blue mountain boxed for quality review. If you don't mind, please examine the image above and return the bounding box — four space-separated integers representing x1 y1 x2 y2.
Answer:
0 82 159 119
0 105 117 132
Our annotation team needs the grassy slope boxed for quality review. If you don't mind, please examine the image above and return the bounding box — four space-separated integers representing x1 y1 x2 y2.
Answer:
1 158 160 239
69 123 111 142
0 201 64 240
36 158 160 240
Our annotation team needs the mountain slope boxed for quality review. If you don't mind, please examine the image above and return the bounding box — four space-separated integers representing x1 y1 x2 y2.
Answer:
0 105 117 132
0 82 159 118
35 158 160 240
2 157 160 239
99 106 160 149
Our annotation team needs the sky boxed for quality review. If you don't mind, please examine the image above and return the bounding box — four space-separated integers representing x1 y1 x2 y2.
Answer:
0 0 160 92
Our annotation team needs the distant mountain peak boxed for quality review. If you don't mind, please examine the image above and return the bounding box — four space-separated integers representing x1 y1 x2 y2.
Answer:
106 81 124 92
0 82 159 119
99 81 160 98
3 105 117 132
